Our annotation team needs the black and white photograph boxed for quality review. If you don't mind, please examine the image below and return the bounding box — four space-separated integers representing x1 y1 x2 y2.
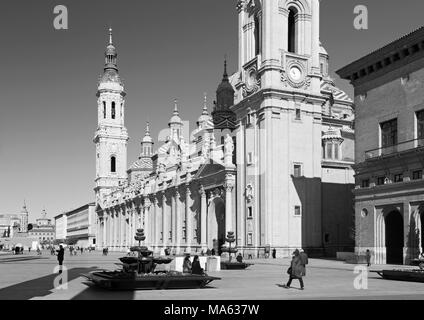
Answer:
1 0 424 309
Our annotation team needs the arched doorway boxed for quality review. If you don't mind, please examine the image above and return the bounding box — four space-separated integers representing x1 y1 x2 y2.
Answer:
385 210 404 264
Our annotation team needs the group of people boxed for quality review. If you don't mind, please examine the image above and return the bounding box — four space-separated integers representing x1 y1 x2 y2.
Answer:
182 254 205 275
69 246 85 256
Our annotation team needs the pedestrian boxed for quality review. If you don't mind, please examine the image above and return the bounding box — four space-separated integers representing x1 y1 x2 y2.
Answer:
183 254 192 273
56 245 65 274
236 253 243 263
366 249 371 267
282 249 305 290
272 248 276 259
191 255 204 275
80 247 83 254
299 249 308 275
28 247 31 253
211 248 216 256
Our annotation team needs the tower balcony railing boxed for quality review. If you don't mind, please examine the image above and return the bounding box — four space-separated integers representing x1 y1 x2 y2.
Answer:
365 138 424 160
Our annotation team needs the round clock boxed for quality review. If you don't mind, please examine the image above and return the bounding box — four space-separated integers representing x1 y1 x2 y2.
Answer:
289 66 302 82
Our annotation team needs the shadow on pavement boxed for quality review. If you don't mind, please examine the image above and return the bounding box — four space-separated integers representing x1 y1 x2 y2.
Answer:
71 283 134 300
0 266 98 300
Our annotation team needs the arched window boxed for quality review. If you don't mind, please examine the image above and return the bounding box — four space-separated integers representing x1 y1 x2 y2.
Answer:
288 8 298 53
110 156 116 173
103 101 106 119
254 15 261 56
111 102 116 119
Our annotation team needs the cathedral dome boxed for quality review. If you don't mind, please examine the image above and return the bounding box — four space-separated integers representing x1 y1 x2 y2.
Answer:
169 100 183 125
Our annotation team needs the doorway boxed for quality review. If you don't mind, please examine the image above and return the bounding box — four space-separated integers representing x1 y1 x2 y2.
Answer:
385 210 404 264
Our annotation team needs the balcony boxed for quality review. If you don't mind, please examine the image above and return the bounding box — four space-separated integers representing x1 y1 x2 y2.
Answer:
365 138 424 160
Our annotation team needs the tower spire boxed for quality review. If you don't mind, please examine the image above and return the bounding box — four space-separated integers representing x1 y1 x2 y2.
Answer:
104 27 118 71
202 92 208 115
173 99 179 116
109 27 113 45
145 121 151 136
223 57 228 80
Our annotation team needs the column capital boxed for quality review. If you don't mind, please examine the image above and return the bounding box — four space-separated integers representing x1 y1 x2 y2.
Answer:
199 185 206 197
224 173 236 192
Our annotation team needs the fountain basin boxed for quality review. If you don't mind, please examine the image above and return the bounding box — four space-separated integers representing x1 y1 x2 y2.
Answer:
371 269 424 282
82 271 221 290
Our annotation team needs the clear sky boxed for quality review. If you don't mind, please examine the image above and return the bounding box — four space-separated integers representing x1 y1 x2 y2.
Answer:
1 0 423 222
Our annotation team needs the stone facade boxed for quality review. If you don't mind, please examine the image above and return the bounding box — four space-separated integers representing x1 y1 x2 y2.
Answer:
337 26 424 264
94 0 355 257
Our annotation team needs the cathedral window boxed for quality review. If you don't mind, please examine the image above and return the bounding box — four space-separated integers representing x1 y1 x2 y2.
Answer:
417 110 424 142
326 143 333 159
111 102 116 119
334 142 340 160
111 156 116 173
294 206 301 216
295 108 301 120
247 207 253 219
288 8 298 54
293 164 302 177
254 15 261 56
103 101 106 119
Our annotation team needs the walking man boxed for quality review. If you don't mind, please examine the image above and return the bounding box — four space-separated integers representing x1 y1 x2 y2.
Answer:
283 249 305 290
56 245 65 274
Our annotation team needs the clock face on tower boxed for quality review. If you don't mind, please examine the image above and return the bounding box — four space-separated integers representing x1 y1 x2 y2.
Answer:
289 66 302 82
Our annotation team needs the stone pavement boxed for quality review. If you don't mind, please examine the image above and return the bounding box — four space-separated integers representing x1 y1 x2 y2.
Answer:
0 250 424 300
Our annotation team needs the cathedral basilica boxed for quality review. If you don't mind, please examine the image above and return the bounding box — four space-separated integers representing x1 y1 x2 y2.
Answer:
94 0 356 258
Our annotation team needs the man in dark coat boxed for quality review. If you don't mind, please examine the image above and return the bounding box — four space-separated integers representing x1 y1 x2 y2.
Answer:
283 249 304 290
299 249 308 276
56 245 65 274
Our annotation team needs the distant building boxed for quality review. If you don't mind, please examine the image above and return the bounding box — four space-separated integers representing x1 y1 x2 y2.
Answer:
54 203 96 247
337 26 424 264
0 202 30 238
28 209 55 244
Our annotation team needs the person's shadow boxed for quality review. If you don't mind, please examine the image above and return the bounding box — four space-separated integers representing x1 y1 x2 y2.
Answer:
0 266 98 300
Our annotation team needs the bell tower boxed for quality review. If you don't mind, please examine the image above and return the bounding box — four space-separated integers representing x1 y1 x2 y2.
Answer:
233 0 326 256
94 28 129 202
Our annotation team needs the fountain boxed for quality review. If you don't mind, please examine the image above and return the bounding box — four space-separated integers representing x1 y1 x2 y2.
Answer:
372 258 424 282
220 231 253 270
83 229 220 290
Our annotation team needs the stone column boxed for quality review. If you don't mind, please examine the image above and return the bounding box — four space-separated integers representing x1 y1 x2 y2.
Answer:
154 196 161 253
113 211 118 251
127 208 131 247
108 212 113 250
224 174 236 237
200 185 207 250
162 191 168 248
175 189 181 254
185 185 192 253
102 216 107 248
171 189 177 249
144 199 151 248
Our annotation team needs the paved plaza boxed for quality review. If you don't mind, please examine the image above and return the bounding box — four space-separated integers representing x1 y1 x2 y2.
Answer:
0 251 423 300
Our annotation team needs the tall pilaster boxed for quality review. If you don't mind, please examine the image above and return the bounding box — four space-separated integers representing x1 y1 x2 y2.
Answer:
162 191 168 248
175 189 181 254
185 185 192 253
224 174 236 237
200 185 207 250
